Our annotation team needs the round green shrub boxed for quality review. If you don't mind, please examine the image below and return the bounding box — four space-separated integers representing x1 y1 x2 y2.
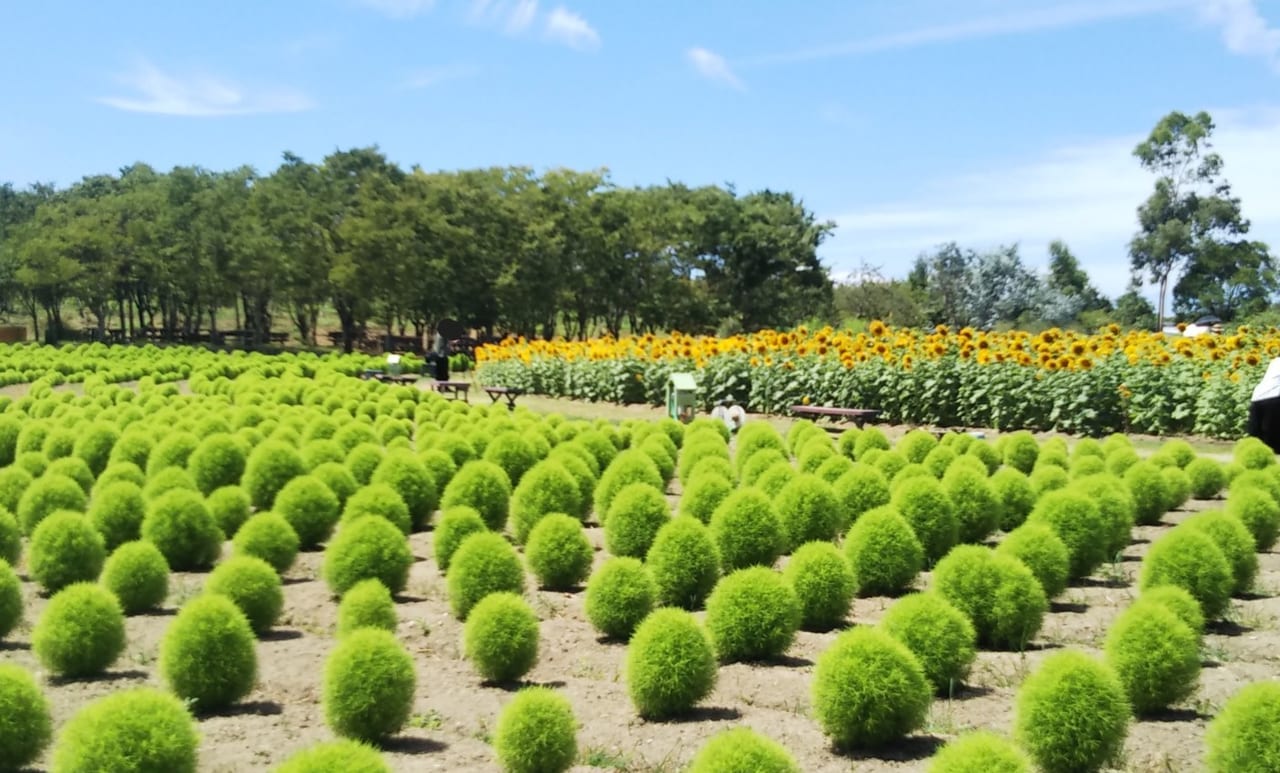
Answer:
341 483 411 535
1104 602 1200 715
897 429 938 464
142 466 200 502
32 582 125 678
593 450 664 522
301 439 345 471
441 460 513 532
815 453 855 484
1226 487 1280 551
275 740 390 773
1069 455 1107 479
1014 651 1130 773
678 474 733 524
188 434 247 496
510 460 581 544
345 443 385 486
0 415 19 466
324 627 415 741
205 486 251 540
446 531 525 620
205 555 284 636
1124 461 1170 526
47 456 94 495
95 462 142 492
482 431 537 487
678 438 730 484
832 463 891 529
604 482 669 559
337 578 397 637
891 476 958 563
933 545 1047 650
844 505 924 596
1104 446 1140 476
753 461 796 500
100 540 169 614
0 559 21 639
0 467 32 517
146 431 199 477
1229 468 1280 504
942 465 999 544
87 480 145 550
312 461 359 509
493 686 578 773
625 607 717 719
783 541 855 631
1001 432 1039 474
1026 489 1107 579
811 627 931 749
927 731 1031 773
324 515 412 596
1132 584 1205 636
704 567 800 662
853 425 891 458
687 727 798 773
774 474 840 550
574 429 618 471
994 522 1070 599
434 505 488 572
686 455 734 488
29 511 106 593
370 449 437 531
463 591 539 683
141 488 222 572
584 557 655 640
243 440 306 510
1187 458 1226 499
0 508 18 566
635 517 718 613
17 473 86 534
526 513 593 591
1073 474 1138 560
0 663 52 770
1139 526 1234 619
13 451 48 479
1183 511 1259 596
107 432 152 469
160 593 257 712
1028 464 1069 498
1233 436 1276 470
708 488 785 571
417 447 459 492
51 688 197 773
879 591 976 693
889 463 933 493
273 474 341 549
1205 681 1280 773
920 445 956 479
232 512 300 574
873 449 909 481
1161 466 1192 511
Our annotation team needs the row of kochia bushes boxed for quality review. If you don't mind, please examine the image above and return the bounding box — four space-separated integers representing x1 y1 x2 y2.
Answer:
0 365 1278 771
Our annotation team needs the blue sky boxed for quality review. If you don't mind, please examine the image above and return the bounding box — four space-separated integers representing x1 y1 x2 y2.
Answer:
3 0 1279 304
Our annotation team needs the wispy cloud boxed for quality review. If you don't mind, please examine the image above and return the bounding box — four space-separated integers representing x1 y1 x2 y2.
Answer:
687 47 745 91
402 62 481 89
469 0 538 35
742 0 1191 66
357 0 436 18
1198 0 1280 71
544 6 600 51
824 106 1280 298
97 59 314 117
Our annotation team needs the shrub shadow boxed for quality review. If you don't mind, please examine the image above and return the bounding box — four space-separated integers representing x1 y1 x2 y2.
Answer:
594 635 628 646
1207 620 1252 637
1236 590 1274 601
944 684 994 701
260 628 305 642
381 735 449 754
651 706 742 724
281 576 314 586
0 640 31 652
486 679 569 692
49 669 149 686
1141 708 1209 723
205 701 284 718
1050 601 1089 614
135 607 178 617
763 654 814 668
1071 577 1128 589
536 585 584 595
394 594 428 604
836 735 944 762
1019 641 1063 653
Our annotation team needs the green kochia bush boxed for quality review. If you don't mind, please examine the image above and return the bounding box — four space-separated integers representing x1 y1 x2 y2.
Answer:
1182 511 1259 595
1104 602 1200 715
324 515 413 596
1233 436 1276 470
510 460 581 543
844 506 924 596
434 505 488 572
52 688 198 773
1187 457 1226 500
160 594 258 713
1026 489 1107 579
493 687 578 773
204 555 284 635
811 627 932 750
584 557 656 640
100 540 169 614
1225 487 1280 551
704 567 801 662
0 467 32 517
482 431 538 487
687 728 799 773
441 460 513 532
0 559 21 639
341 483 411 536
146 431 199 477
991 467 1035 531
207 485 252 538
345 443 385 486
1075 474 1138 560
927 731 1031 773
312 462 359 509
1001 432 1039 474
645 516 720 609
275 740 391 773
879 592 976 693
1132 585 1205 637
625 608 717 719
0 508 17 566
142 466 200 501
188 434 247 496
234 512 300 574
87 481 146 550
274 475 341 549
933 546 1047 650
33 583 125 678
1139 526 1234 619
774 474 841 550
942 466 999 544
593 450 664 523
0 663 53 771
29 511 106 593
891 476 957 563
337 578 398 637
1014 651 1130 773
1125 462 1170 526
47 456 94 495
678 474 733 524
994 522 1070 599
142 489 223 571
1205 682 1280 773
525 514 593 591
243 440 307 509
446 531 526 619
17 473 87 533
463 592 540 683
783 541 855 631
371 449 438 531
831 464 892 528
604 482 669 559
709 488 786 571
324 628 416 742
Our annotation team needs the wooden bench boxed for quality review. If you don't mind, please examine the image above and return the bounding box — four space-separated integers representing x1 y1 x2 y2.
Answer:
483 386 525 411
430 380 471 402
790 405 881 429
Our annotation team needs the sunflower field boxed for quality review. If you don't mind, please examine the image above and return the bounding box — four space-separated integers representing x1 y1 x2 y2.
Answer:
475 322 1273 438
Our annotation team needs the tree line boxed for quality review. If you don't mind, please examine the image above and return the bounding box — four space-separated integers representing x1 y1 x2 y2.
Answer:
0 148 834 348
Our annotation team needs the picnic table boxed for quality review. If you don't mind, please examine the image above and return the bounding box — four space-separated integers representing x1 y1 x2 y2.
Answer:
430 380 471 402
483 385 524 411
789 405 882 429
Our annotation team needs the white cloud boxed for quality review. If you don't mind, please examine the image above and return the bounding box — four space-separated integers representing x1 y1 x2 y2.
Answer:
544 6 600 51
823 106 1280 300
402 62 481 89
97 59 314 117
687 47 745 91
357 0 436 18
1198 0 1280 71
469 0 538 35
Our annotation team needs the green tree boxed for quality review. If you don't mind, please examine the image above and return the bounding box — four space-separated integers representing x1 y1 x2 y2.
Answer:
1047 240 1110 312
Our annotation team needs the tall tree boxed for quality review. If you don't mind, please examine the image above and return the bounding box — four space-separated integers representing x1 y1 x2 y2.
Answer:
1046 240 1110 312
